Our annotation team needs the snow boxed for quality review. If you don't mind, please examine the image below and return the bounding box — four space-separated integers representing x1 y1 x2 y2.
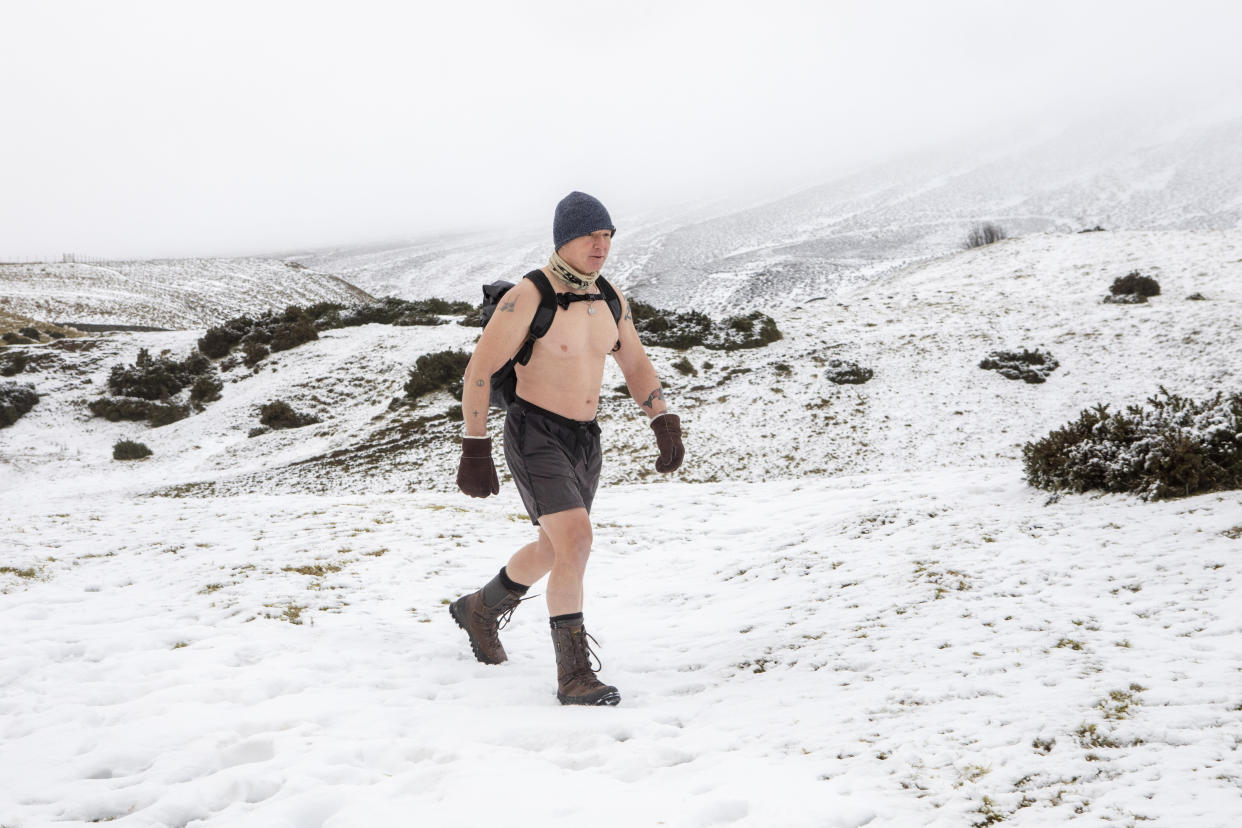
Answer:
3 227 1242 826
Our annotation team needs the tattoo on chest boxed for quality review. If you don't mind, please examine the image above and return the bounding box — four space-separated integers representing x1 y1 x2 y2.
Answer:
641 389 665 409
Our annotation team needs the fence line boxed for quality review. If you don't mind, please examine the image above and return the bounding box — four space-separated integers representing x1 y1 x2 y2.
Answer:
0 255 124 266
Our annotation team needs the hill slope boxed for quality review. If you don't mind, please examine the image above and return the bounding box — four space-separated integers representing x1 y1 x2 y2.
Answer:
0 258 373 330
287 116 1242 315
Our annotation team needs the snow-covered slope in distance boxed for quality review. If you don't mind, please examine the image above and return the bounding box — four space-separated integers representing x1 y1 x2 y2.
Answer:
3 228 1239 499
287 115 1242 316
0 258 374 329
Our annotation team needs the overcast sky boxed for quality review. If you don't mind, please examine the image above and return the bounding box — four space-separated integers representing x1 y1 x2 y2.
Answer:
2 0 1240 259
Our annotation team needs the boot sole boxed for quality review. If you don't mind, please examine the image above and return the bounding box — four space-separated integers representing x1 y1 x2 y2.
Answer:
448 599 507 665
557 687 621 706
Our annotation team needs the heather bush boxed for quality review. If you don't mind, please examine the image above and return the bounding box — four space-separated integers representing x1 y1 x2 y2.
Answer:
980 349 1059 384
1023 388 1242 500
18 327 41 340
824 359 874 385
405 350 471 401
1110 271 1160 298
0 382 39 427
113 439 153 460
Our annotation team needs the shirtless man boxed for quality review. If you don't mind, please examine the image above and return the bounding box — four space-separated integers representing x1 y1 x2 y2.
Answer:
450 191 684 706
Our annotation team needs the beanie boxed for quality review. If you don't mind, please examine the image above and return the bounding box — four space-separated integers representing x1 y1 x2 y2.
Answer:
553 191 616 251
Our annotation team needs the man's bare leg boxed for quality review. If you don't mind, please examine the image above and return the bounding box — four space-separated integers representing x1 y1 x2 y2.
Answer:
534 508 618 705
534 508 593 615
504 528 556 589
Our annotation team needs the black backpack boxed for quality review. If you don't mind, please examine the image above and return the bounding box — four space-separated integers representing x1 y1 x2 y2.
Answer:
480 269 623 409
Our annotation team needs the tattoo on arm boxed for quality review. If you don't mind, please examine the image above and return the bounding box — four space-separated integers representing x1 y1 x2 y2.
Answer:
641 389 665 409
499 299 516 313
624 307 632 322
475 379 485 387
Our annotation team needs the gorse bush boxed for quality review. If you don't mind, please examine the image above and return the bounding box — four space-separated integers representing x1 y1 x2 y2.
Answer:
107 348 211 400
405 350 471 401
1023 388 1242 500
199 297 473 363
627 300 782 351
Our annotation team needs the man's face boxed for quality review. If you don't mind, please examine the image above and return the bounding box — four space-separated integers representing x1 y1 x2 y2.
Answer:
558 229 612 275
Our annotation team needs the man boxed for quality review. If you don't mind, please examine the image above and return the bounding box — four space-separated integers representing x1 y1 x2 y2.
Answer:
451 191 685 706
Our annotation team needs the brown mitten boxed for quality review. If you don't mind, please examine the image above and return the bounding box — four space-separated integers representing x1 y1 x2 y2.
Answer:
650 414 684 473
457 437 500 497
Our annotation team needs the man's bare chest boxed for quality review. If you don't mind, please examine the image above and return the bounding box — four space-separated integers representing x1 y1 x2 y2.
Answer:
534 303 619 361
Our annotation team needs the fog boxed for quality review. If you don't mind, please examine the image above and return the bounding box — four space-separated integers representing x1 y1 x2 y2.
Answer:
2 0 1240 260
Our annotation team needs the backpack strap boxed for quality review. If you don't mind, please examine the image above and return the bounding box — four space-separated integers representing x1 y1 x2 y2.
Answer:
513 269 559 366
595 275 624 352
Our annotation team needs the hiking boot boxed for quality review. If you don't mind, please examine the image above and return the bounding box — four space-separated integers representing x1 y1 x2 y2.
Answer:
550 617 621 706
449 573 525 665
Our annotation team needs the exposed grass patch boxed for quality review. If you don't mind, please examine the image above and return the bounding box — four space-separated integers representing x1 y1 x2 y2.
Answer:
0 565 38 578
282 563 343 577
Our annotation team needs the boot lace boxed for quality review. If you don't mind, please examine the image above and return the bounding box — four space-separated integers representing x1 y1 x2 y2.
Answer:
496 593 539 631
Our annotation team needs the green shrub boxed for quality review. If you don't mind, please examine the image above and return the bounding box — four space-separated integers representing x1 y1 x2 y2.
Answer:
0 382 39 427
980 349 1059 384
672 356 697 376
259 400 321 429
405 350 471 401
1023 388 1242 499
19 327 41 340
113 439 153 460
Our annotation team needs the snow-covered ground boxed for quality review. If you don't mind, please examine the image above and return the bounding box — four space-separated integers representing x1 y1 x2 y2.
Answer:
3 228 1242 826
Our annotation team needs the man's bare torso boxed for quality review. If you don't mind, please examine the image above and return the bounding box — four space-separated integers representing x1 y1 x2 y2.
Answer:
514 268 619 422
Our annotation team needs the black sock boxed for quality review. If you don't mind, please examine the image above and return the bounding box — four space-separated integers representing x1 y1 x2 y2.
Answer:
499 566 529 595
549 612 584 628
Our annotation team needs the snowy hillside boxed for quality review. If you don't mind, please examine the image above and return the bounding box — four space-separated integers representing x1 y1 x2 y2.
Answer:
3 229 1241 827
288 116 1242 315
0 258 373 330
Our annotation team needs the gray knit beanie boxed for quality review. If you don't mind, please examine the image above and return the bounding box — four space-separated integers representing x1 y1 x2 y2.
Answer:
553 191 616 251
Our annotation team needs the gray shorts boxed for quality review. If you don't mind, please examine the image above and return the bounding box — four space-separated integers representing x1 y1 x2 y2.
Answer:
504 397 603 526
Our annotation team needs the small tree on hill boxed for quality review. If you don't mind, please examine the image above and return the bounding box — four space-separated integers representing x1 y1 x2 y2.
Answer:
964 223 1007 249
